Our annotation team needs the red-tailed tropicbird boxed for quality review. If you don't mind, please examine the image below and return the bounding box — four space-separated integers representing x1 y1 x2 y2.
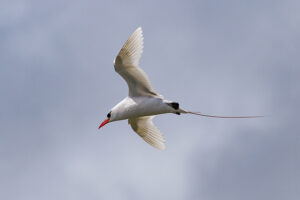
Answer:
98 27 262 150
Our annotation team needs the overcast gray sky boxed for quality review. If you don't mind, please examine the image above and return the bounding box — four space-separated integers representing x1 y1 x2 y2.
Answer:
1 0 299 199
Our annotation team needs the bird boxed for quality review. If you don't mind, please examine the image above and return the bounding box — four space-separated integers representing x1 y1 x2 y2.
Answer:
98 27 262 150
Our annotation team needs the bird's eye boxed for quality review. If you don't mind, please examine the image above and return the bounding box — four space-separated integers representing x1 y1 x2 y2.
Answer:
107 112 111 118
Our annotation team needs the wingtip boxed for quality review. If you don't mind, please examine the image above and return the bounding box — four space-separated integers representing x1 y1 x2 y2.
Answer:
155 142 166 150
153 145 166 151
135 27 143 38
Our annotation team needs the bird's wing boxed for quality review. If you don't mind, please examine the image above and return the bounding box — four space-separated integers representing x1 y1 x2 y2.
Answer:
128 116 165 150
114 27 157 97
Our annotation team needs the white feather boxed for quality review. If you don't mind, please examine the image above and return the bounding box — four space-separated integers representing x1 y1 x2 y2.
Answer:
128 116 165 150
114 27 157 97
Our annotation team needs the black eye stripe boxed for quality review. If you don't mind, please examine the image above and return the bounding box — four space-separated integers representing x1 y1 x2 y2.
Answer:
107 112 111 118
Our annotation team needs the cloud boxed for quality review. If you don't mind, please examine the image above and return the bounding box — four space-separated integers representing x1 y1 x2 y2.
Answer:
0 0 299 199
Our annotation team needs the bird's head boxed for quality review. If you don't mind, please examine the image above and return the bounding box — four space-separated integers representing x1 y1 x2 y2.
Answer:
98 111 114 129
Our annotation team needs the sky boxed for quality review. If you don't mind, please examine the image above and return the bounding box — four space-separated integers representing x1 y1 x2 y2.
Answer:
0 0 299 199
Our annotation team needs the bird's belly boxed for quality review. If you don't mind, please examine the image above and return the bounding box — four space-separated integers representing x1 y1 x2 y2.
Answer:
118 97 172 120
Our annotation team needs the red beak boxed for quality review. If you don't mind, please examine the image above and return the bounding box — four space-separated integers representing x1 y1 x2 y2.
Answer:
98 118 109 129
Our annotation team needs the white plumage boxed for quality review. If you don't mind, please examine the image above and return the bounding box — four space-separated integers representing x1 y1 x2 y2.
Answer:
107 27 169 149
129 116 165 150
98 27 263 150
114 27 157 97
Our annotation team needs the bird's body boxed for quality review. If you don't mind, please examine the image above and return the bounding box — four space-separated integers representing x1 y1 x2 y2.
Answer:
110 96 177 121
98 27 262 150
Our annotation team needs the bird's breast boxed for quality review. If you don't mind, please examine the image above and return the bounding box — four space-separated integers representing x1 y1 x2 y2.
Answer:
114 97 173 120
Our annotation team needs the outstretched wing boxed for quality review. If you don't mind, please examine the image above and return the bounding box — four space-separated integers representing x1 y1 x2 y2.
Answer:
128 116 165 150
114 27 157 97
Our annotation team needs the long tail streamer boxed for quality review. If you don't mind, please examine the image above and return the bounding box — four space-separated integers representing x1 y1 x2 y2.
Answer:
186 111 263 118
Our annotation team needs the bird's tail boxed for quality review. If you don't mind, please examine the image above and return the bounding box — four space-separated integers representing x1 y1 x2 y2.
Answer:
179 109 263 118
